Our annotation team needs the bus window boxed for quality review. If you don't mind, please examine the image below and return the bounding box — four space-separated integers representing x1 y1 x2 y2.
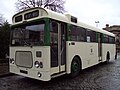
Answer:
50 21 58 67
79 27 86 42
86 29 97 42
11 21 45 46
103 34 109 43
50 22 58 44
69 25 86 42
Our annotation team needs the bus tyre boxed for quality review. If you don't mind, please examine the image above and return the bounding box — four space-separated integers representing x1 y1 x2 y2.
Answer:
106 52 110 63
70 57 81 78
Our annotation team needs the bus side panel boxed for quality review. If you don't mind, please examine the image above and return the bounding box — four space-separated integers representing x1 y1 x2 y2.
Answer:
66 41 99 74
88 43 99 67
102 44 116 62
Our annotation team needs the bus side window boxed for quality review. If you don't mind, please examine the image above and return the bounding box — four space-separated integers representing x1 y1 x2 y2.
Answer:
69 25 87 42
86 29 97 42
79 27 86 42
69 25 77 41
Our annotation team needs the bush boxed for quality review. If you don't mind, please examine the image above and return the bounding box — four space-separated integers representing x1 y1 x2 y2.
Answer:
0 22 10 59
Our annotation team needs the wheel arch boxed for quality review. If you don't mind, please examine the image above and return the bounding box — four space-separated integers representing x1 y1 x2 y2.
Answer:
106 51 110 63
106 51 110 60
66 55 82 74
71 55 82 72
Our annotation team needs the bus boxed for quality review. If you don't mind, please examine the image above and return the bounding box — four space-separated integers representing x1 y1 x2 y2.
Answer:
9 7 116 81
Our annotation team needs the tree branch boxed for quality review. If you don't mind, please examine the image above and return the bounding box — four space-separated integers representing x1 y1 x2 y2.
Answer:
16 0 66 13
19 0 31 8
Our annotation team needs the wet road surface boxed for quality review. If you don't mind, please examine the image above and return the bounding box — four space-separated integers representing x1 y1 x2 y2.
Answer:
0 56 120 90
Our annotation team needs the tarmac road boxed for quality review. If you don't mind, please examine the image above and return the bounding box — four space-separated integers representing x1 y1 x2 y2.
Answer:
0 56 120 90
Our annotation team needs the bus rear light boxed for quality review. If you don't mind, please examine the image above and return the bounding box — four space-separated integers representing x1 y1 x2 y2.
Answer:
34 61 40 68
10 58 15 64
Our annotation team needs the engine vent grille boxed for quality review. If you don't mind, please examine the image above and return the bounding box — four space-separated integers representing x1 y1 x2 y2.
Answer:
15 51 33 68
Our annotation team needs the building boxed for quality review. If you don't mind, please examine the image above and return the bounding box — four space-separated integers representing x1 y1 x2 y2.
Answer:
103 24 120 52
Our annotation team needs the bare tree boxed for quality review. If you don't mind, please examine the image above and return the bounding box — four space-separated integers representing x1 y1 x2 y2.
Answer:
16 0 66 13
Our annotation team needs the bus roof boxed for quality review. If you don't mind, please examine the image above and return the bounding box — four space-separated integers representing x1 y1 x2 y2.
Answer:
12 7 115 37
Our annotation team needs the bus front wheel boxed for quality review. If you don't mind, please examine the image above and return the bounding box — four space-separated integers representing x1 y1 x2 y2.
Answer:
70 57 81 78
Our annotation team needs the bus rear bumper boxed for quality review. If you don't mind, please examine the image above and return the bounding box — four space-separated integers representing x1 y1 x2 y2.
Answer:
10 66 51 81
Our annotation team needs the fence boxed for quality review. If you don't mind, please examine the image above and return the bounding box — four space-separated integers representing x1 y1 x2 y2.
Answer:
0 59 9 76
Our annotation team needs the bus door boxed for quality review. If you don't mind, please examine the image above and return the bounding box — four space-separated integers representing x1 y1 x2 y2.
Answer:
50 21 66 73
98 33 102 62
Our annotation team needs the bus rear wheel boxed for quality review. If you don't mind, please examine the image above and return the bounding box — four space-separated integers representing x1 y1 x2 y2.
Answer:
70 57 81 78
106 52 110 63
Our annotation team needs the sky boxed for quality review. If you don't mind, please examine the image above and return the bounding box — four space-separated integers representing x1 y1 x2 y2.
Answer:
0 0 120 28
